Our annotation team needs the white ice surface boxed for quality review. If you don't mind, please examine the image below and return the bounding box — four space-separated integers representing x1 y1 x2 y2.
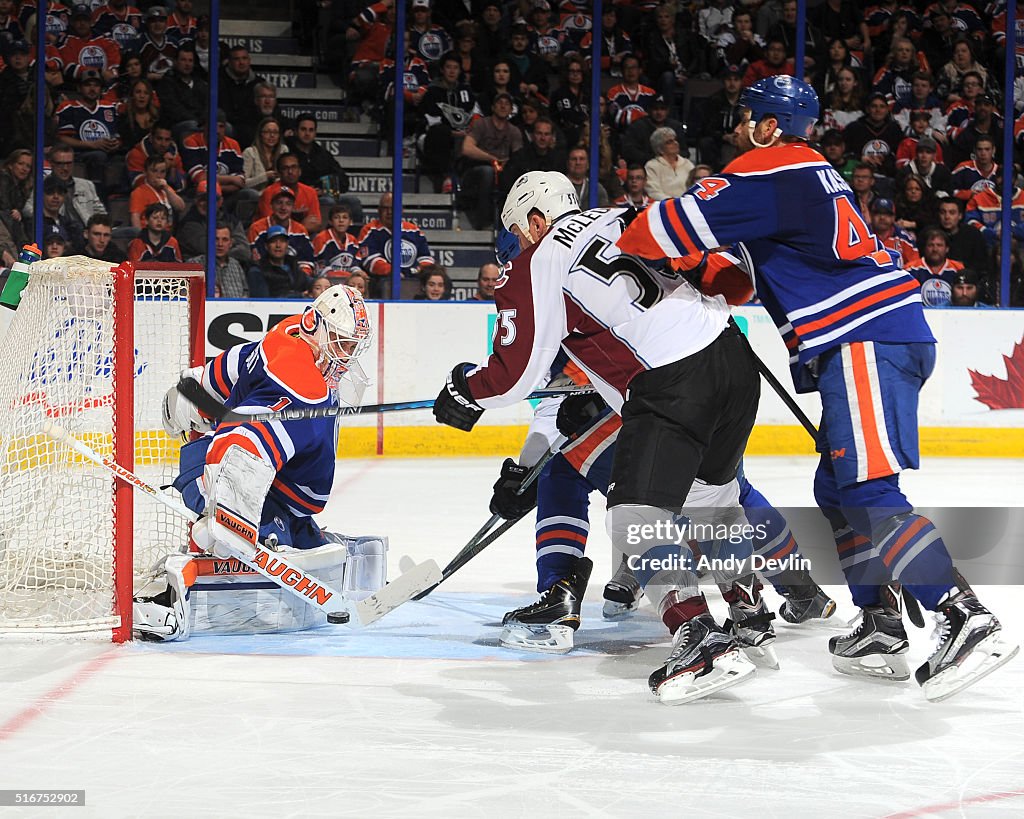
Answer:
2 456 1023 819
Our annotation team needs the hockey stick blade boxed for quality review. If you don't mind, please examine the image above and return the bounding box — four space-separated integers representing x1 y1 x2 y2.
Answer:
354 559 441 625
177 376 595 425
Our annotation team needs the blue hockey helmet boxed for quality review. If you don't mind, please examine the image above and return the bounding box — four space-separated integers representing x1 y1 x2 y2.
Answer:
739 76 819 140
495 227 522 265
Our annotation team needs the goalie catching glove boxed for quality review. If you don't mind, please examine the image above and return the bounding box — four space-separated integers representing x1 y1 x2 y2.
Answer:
490 458 539 520
434 363 484 431
162 366 214 440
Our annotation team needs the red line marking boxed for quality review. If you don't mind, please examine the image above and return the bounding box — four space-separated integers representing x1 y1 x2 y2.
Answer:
883 788 1024 818
0 649 119 742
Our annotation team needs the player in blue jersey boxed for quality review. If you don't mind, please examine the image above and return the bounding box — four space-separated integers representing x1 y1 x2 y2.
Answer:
133 285 387 641
618 76 1018 701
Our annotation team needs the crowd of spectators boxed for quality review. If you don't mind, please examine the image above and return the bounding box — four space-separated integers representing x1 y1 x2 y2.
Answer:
2 0 1024 305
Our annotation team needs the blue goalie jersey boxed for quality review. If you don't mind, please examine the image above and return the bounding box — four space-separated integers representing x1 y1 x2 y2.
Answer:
618 142 936 392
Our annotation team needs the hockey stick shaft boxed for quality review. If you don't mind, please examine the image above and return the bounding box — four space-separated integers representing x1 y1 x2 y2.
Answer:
747 347 819 440
178 376 595 425
413 435 567 600
41 422 437 627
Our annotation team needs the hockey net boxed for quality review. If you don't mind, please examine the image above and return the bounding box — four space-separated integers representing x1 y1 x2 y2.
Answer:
0 257 204 640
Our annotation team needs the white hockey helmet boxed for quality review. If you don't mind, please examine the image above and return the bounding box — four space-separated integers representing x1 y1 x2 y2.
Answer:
500 171 580 236
300 284 373 388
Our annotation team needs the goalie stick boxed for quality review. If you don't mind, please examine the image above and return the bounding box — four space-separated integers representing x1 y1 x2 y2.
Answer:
42 421 439 628
177 376 596 425
413 435 569 600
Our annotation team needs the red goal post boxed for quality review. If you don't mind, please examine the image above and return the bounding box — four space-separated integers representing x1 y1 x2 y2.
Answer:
0 258 205 642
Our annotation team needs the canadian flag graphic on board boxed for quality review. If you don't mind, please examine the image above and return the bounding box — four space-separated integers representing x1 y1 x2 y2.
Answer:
968 336 1024 410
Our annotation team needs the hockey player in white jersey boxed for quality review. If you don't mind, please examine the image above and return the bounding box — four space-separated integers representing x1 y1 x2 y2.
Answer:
134 285 389 641
433 171 764 704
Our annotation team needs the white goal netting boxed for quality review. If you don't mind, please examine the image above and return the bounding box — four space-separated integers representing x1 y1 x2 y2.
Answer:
0 257 201 636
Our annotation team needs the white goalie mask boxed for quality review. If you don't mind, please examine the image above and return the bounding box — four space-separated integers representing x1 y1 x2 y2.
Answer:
500 171 580 236
300 285 373 389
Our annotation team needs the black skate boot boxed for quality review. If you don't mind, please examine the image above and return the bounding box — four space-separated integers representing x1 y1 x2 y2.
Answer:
915 573 1019 702
775 580 837 624
603 554 643 619
722 574 779 669
649 596 756 705
499 557 593 654
829 584 910 680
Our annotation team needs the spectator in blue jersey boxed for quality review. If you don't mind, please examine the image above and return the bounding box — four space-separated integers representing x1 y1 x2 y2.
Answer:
356 191 435 300
247 223 313 298
56 69 122 186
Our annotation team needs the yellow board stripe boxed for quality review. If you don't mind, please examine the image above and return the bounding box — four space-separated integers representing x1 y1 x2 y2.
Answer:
336 425 1024 459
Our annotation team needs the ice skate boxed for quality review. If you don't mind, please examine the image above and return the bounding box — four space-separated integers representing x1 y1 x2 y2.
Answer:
776 582 837 625
499 557 592 654
915 579 1019 702
723 575 779 669
649 611 756 704
829 586 909 681
603 554 643 619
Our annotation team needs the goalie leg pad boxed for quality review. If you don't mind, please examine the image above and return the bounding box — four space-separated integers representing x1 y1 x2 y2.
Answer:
323 532 389 601
204 444 276 558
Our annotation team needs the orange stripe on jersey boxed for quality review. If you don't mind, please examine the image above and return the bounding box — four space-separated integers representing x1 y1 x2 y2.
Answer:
537 528 588 545
261 317 329 403
848 343 891 481
207 432 261 466
563 414 622 473
662 199 701 257
563 361 590 386
248 422 285 470
882 515 929 567
272 477 324 513
796 279 919 336
210 353 230 398
774 535 797 560
722 143 827 176
837 533 870 553
615 208 670 259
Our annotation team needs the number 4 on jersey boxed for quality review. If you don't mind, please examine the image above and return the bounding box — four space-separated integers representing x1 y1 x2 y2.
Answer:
832 197 894 268
692 177 730 201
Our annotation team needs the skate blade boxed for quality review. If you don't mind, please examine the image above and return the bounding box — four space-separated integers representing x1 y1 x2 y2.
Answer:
602 598 641 620
499 624 575 654
832 651 910 682
656 650 757 705
922 634 1020 703
742 642 780 670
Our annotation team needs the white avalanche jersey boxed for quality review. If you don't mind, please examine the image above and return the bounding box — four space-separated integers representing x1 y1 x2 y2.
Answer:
466 207 731 412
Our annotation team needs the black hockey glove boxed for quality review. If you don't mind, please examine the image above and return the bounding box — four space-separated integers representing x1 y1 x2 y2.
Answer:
433 363 484 432
489 458 538 520
556 393 608 439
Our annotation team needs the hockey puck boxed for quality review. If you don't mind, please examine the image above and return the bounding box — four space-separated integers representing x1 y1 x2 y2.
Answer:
327 611 350 624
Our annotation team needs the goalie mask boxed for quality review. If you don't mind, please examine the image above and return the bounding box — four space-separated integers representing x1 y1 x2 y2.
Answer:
300 285 373 388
